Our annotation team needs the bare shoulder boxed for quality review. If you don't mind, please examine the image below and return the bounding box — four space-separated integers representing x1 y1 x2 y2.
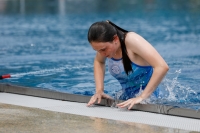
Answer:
125 32 144 45
125 32 148 53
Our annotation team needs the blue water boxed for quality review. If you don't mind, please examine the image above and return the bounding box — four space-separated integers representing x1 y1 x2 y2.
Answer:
0 0 200 110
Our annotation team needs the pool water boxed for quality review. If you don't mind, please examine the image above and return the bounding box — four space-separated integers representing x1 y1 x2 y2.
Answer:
0 0 200 110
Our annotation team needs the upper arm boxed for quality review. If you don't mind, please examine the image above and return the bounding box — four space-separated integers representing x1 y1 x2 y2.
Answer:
95 52 106 64
125 32 167 68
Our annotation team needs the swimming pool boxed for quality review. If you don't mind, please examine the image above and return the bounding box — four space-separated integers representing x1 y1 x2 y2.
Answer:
0 0 200 110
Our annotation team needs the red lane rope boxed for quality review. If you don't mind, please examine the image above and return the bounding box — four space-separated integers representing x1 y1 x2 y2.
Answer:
0 74 11 80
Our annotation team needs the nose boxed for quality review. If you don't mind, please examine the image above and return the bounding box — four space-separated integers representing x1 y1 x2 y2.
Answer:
99 51 107 57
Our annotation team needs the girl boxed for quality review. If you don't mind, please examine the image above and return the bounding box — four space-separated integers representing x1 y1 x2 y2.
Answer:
87 20 169 109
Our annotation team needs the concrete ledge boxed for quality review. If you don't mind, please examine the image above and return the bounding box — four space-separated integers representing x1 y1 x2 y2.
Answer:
0 83 199 119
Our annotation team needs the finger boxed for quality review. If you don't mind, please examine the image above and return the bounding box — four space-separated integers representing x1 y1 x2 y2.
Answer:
117 100 129 106
87 100 93 106
103 94 113 99
87 96 97 106
119 101 131 108
87 100 94 106
97 96 101 103
117 101 130 108
128 102 135 110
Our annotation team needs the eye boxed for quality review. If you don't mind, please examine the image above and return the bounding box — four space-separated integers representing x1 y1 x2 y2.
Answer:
101 48 106 51
99 48 106 52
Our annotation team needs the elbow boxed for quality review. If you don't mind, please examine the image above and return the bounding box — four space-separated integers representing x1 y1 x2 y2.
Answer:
163 63 169 73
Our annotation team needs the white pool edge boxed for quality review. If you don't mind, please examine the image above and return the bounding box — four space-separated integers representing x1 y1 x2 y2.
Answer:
0 92 200 132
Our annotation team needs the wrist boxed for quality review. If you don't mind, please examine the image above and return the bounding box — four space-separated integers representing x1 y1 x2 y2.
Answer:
96 89 104 94
139 94 146 100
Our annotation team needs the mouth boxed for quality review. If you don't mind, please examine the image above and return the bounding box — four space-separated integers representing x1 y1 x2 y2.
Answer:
106 55 111 58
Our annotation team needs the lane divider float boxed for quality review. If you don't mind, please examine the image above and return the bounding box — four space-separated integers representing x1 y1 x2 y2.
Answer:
0 74 11 80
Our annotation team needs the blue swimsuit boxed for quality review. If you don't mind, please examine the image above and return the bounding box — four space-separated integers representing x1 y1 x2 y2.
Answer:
108 57 157 100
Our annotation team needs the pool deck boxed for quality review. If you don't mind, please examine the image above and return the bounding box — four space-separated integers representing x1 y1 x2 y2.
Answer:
0 92 200 133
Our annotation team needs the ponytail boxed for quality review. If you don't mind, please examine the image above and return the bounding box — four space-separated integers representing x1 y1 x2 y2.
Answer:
106 20 133 75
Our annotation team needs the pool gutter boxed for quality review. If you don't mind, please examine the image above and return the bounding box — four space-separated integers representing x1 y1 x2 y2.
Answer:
0 83 199 119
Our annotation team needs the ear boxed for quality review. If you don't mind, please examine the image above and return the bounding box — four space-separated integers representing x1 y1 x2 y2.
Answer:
113 34 119 43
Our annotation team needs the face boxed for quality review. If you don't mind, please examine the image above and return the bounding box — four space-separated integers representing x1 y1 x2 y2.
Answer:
90 35 120 58
90 41 119 58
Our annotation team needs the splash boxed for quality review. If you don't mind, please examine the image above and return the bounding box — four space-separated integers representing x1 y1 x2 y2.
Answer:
153 69 200 110
162 69 182 101
10 65 92 78
111 89 123 108
111 69 200 110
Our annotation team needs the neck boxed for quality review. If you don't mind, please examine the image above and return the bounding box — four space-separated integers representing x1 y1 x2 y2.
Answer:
114 44 122 58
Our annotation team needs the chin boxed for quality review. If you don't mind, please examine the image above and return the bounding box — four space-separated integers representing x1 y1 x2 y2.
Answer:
106 55 111 58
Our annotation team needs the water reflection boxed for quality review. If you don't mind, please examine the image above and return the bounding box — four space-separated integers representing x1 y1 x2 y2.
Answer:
0 0 200 110
0 0 200 15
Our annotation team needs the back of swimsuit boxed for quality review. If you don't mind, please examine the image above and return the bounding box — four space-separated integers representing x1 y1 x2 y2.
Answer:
108 57 155 100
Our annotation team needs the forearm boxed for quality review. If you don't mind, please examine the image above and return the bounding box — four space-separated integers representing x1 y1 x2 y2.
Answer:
94 59 105 93
87 54 106 106
140 65 169 99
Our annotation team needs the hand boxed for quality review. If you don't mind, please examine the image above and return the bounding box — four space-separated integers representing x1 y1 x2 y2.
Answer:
117 96 143 110
87 92 112 106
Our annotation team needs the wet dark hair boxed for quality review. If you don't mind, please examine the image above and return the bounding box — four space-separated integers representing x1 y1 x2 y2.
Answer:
88 20 133 75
